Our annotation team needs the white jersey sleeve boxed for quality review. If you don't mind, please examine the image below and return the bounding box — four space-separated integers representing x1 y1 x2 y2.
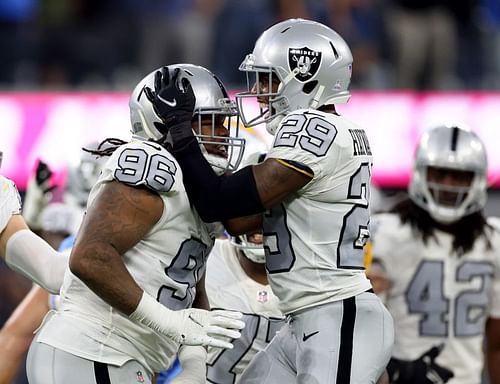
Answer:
264 109 373 314
36 140 214 375
205 239 284 383
0 175 22 233
107 140 179 193
486 217 500 318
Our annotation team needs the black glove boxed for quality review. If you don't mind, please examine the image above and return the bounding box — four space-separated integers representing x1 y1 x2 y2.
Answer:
144 66 196 147
35 160 56 194
387 344 454 384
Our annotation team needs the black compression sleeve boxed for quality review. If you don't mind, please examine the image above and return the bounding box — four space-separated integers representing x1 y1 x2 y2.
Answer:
172 137 265 222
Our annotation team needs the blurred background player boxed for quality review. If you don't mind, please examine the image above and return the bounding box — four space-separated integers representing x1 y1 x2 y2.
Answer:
26 64 245 384
64 141 108 209
22 140 105 234
204 227 285 383
369 124 500 384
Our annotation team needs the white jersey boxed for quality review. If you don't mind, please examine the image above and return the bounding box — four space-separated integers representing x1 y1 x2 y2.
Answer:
264 109 372 314
0 175 22 232
205 239 284 383
371 213 500 384
36 140 214 374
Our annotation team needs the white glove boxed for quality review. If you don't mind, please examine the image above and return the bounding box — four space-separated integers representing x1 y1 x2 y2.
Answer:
171 345 207 384
0 176 22 234
130 292 245 349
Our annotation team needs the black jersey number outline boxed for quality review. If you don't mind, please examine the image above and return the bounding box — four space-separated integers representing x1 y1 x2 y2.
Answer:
263 163 371 273
337 162 371 269
273 112 337 157
207 314 285 383
157 237 208 310
114 147 177 192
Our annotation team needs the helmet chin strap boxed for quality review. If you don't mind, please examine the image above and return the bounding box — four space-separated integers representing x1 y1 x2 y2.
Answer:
310 85 325 109
282 68 300 85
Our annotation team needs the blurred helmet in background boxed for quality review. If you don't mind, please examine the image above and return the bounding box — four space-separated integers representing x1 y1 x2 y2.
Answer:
409 124 487 224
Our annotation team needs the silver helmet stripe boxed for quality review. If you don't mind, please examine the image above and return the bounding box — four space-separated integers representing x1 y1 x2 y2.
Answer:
450 126 459 151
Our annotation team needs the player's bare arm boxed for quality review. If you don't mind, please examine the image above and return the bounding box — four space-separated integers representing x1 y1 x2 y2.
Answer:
69 180 163 315
224 159 311 235
224 214 262 237
193 272 210 310
69 178 244 349
0 286 49 383
252 158 312 209
486 317 500 384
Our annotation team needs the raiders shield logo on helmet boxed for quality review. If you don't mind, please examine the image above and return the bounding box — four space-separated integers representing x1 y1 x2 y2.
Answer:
288 47 322 82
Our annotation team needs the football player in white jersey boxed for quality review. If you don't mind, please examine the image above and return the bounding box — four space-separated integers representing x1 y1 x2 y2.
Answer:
0 151 71 294
204 233 284 384
156 152 284 384
145 19 394 384
369 124 500 384
159 192 285 384
26 64 246 384
205 152 285 384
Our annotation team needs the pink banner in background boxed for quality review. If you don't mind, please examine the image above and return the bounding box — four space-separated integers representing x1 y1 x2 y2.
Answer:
2 91 500 190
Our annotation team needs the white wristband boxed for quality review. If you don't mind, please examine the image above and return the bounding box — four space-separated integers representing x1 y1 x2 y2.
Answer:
129 291 176 337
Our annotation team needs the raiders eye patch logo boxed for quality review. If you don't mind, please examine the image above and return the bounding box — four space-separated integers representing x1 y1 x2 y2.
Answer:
288 47 322 82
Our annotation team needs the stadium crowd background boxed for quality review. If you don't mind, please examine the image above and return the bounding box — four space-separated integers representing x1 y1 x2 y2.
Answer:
0 0 499 90
1 0 500 382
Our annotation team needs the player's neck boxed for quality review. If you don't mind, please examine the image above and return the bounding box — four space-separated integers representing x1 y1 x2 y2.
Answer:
237 252 268 285
318 104 338 114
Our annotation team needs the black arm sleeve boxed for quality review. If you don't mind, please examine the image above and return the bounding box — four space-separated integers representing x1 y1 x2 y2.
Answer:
172 137 265 222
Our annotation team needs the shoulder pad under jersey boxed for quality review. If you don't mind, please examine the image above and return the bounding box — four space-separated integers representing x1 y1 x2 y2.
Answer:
110 140 179 193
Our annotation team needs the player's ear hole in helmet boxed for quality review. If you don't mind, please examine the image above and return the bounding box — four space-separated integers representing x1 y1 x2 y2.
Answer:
408 124 487 225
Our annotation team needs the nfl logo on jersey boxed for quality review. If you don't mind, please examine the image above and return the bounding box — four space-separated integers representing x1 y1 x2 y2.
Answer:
257 290 269 303
136 371 145 383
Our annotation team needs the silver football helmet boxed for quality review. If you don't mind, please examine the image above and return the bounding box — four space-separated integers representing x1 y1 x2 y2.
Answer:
129 64 245 174
229 151 267 263
236 18 353 134
408 124 487 224
64 142 106 208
